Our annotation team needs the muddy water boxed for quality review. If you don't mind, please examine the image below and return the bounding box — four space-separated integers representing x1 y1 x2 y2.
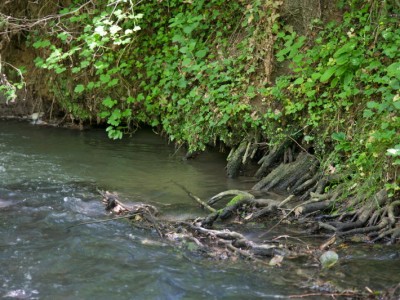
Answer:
0 120 399 299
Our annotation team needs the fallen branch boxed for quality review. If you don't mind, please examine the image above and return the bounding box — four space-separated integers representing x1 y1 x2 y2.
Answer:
172 181 216 213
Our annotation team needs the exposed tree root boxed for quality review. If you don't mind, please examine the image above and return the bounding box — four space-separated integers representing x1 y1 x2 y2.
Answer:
205 170 400 244
255 142 288 178
207 189 255 206
252 152 319 192
226 140 248 178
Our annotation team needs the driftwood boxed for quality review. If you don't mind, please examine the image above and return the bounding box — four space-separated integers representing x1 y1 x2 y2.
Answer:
96 190 307 263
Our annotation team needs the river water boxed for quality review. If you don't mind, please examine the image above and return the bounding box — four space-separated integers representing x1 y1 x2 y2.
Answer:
1 120 399 299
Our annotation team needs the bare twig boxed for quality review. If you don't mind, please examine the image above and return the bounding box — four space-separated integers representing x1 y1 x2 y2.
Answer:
172 181 216 213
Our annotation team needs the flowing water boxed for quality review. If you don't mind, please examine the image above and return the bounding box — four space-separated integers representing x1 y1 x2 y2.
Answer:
1 120 399 299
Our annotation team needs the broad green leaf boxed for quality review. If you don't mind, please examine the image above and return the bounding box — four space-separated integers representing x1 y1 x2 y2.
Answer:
343 72 354 87
74 84 85 93
32 40 51 49
102 96 117 108
293 77 304 85
387 62 400 79
57 32 69 42
363 109 374 118
72 67 81 74
55 67 66 74
195 49 207 59
320 66 337 83
182 57 191 66
367 101 379 109
100 74 111 83
331 132 346 141
87 82 95 90
306 90 316 97
334 42 356 57
107 78 119 87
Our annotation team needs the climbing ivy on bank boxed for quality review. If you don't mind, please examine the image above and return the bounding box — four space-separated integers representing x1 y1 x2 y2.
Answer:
29 0 279 146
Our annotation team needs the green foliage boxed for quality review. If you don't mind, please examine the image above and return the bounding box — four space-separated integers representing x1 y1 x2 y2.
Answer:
272 0 400 195
30 0 142 130
0 64 26 103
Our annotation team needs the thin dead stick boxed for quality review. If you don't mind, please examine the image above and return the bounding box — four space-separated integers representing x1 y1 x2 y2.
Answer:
172 181 216 213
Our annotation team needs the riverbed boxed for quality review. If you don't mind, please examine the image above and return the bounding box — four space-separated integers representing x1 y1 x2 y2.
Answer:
1 120 399 299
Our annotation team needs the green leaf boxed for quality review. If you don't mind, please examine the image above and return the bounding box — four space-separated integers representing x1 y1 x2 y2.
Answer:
102 96 117 108
74 84 85 93
195 49 207 59
334 42 356 57
107 78 119 87
179 47 188 54
57 32 69 42
343 72 354 87
387 62 400 79
87 82 96 90
367 101 379 109
320 66 337 83
306 90 316 97
100 74 111 83
182 57 191 66
363 109 374 118
178 99 187 105
177 78 187 88
32 40 51 49
72 67 81 74
332 132 346 141
172 34 184 43
293 77 304 85
55 67 66 74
